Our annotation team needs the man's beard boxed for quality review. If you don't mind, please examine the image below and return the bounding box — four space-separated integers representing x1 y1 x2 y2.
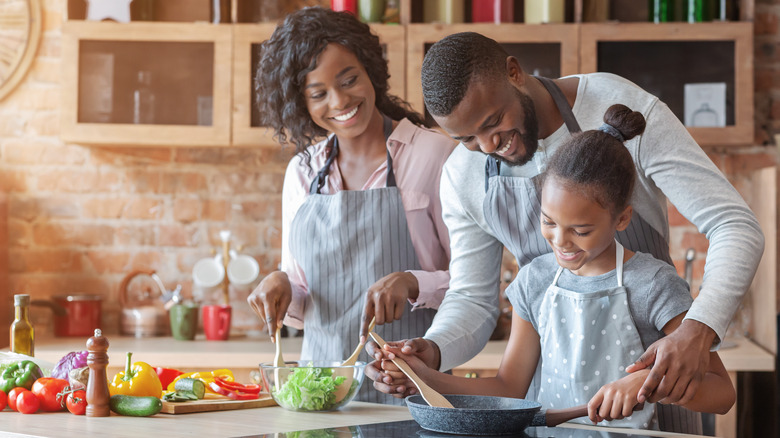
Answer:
490 89 539 168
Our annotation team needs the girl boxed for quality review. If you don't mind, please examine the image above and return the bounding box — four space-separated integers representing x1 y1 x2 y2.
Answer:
247 7 455 404
376 104 734 428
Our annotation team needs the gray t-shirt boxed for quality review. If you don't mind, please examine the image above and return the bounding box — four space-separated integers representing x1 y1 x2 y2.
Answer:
508 251 693 350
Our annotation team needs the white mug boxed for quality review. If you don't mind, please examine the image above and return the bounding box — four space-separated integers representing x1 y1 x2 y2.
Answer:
193 256 225 288
227 254 260 286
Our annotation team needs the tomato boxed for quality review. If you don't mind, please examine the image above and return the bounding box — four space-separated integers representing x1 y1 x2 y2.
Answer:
7 387 26 411
16 390 39 414
65 389 87 415
31 377 69 412
0 389 6 411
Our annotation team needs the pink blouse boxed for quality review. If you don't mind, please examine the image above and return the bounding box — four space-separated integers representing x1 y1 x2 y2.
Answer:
281 119 456 328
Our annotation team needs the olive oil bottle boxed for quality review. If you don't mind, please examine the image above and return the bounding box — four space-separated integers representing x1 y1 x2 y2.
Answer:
10 294 34 356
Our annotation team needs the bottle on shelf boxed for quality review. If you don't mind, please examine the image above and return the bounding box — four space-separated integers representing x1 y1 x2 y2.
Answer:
331 0 358 14
424 0 465 24
132 70 156 125
359 0 387 23
583 0 609 22
10 294 34 357
129 0 154 21
683 0 718 22
211 0 231 23
649 0 676 22
525 0 565 24
472 0 514 24
383 0 400 23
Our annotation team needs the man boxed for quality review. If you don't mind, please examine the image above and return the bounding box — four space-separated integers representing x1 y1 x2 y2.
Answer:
364 32 764 432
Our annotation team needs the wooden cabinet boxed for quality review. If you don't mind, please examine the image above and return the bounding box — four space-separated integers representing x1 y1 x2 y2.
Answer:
231 23 406 147
579 22 753 146
61 21 233 147
406 23 579 121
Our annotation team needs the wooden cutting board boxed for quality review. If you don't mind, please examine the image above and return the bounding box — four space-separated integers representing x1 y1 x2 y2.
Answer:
160 393 276 414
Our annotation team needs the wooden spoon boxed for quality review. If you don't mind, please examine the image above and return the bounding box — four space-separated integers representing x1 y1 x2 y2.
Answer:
273 326 284 391
333 317 376 404
342 316 375 366
369 331 455 409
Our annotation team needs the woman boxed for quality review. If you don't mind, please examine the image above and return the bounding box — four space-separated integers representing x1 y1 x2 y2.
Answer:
247 7 455 404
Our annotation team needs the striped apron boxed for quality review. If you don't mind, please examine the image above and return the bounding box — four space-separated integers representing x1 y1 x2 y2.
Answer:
482 77 701 433
289 116 436 405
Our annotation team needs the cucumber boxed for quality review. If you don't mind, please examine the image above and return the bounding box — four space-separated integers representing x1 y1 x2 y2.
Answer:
109 395 163 417
174 378 206 399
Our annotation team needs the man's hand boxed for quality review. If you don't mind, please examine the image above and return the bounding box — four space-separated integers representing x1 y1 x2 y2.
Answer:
364 337 440 397
360 272 419 343
626 319 716 404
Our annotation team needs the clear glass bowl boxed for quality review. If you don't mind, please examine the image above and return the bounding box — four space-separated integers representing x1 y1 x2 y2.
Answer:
260 360 366 412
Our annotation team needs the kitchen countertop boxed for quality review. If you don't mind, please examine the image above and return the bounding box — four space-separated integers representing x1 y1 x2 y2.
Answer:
0 401 713 438
29 334 774 373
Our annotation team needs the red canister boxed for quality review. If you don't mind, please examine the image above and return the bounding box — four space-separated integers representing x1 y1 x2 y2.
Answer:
53 295 102 337
472 0 513 23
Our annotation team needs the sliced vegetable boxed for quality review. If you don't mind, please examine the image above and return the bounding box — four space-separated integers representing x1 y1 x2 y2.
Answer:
51 351 88 380
162 391 198 402
0 361 44 393
208 382 259 400
174 378 205 399
167 369 234 395
154 367 183 389
109 395 163 417
214 375 262 394
109 352 163 398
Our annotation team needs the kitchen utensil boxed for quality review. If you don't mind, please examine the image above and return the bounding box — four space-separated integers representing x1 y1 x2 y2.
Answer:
169 302 199 341
342 317 376 366
31 294 102 337
273 326 284 392
260 360 365 412
202 304 232 340
119 270 170 337
406 394 589 436
368 331 454 409
193 256 225 288
160 394 275 414
227 253 260 286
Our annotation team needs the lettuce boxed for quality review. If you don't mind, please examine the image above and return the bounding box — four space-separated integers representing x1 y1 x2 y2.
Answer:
273 363 349 411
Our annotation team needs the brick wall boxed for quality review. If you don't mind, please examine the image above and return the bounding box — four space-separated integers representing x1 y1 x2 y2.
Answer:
0 1 777 344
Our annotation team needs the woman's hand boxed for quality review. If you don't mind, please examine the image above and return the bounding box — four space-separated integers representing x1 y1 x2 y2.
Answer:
588 369 649 424
246 271 292 338
360 271 419 340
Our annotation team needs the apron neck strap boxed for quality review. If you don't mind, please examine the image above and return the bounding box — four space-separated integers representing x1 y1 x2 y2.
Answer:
310 114 396 194
615 240 624 287
484 76 581 191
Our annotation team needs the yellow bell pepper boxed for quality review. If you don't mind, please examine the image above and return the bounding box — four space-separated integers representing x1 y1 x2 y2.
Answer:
167 369 234 395
109 352 163 397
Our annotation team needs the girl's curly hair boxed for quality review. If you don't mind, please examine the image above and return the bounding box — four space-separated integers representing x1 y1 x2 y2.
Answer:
255 7 426 166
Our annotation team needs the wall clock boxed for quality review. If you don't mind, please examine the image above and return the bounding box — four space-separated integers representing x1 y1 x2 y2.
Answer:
0 0 42 101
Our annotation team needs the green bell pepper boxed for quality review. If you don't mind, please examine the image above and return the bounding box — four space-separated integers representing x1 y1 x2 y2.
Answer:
0 360 44 393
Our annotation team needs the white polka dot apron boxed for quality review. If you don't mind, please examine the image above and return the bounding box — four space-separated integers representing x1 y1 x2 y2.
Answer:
536 241 657 429
288 116 436 405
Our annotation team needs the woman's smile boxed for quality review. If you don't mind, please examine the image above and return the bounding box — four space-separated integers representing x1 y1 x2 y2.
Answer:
332 104 361 123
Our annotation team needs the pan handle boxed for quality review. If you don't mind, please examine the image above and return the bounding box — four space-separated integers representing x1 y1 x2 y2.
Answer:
531 404 589 427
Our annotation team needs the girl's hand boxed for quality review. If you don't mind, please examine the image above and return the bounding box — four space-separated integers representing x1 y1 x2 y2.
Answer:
588 369 649 423
246 271 292 338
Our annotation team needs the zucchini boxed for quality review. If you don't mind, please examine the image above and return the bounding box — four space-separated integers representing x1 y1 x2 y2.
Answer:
174 378 206 399
109 395 163 417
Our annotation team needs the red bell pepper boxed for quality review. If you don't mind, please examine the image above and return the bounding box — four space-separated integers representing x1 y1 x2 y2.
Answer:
209 381 260 400
214 375 262 394
154 367 184 389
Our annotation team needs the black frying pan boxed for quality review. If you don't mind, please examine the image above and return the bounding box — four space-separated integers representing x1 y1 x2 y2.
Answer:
405 394 589 436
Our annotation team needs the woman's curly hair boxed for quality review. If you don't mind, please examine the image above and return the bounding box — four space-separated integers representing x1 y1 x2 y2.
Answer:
255 7 426 166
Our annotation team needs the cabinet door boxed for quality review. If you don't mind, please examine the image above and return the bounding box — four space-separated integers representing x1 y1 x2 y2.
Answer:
406 23 579 122
61 21 232 147
580 22 753 147
232 23 406 147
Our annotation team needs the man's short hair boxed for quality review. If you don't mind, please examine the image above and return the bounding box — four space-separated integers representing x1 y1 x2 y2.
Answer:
421 32 509 117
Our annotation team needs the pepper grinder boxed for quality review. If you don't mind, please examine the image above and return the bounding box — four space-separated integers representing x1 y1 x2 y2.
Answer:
86 328 111 417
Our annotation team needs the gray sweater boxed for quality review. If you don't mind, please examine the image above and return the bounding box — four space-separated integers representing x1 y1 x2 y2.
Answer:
426 73 765 372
